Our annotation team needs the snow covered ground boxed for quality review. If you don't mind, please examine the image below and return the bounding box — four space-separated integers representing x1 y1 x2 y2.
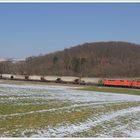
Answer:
0 84 140 137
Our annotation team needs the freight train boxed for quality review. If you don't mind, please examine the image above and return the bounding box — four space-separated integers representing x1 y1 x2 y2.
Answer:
102 79 140 88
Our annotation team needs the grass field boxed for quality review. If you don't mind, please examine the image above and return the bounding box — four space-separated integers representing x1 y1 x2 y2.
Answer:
0 81 140 137
80 86 140 95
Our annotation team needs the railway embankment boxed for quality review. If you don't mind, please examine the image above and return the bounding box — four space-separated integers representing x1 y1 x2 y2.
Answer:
0 74 140 95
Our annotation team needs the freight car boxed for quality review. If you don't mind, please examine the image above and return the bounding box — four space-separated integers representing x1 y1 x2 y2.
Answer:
102 79 140 88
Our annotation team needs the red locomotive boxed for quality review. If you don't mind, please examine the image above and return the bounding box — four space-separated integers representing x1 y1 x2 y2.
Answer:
132 80 140 88
102 79 140 88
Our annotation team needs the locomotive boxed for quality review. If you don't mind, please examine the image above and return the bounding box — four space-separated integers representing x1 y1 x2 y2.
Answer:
102 79 140 88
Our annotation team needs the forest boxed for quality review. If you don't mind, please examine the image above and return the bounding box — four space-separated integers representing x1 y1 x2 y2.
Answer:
0 41 140 78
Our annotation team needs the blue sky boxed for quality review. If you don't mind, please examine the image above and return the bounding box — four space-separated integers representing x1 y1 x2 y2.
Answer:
0 3 140 59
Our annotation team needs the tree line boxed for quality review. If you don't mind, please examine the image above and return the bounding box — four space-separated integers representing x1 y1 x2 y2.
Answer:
0 41 140 78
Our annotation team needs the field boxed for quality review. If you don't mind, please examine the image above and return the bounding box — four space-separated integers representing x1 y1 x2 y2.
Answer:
0 82 140 137
81 86 140 95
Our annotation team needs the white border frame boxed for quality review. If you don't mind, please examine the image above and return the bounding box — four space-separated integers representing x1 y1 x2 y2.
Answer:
0 1 140 3
0 1 140 140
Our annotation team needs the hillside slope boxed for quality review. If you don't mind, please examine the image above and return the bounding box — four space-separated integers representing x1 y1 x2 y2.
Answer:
24 41 140 77
1 41 140 77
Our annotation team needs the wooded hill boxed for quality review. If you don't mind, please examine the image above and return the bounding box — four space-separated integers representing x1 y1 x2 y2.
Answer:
1 41 140 78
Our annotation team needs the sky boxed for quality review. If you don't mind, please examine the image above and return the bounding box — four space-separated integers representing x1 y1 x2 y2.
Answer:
0 3 140 59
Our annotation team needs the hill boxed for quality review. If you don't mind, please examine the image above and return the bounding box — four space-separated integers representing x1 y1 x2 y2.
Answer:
1 41 140 77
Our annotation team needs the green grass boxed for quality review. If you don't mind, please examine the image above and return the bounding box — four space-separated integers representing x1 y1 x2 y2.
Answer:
1 101 140 137
0 100 70 115
1 79 140 137
80 86 140 95
72 110 140 137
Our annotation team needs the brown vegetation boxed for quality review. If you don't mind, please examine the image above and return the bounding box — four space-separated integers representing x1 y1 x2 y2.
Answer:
0 41 140 77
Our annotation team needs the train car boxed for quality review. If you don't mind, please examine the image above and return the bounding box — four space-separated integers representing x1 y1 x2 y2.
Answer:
103 79 132 87
132 81 140 88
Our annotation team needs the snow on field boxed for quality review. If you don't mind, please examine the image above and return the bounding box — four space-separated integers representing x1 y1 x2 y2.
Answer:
30 106 140 137
0 84 140 103
0 83 140 137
